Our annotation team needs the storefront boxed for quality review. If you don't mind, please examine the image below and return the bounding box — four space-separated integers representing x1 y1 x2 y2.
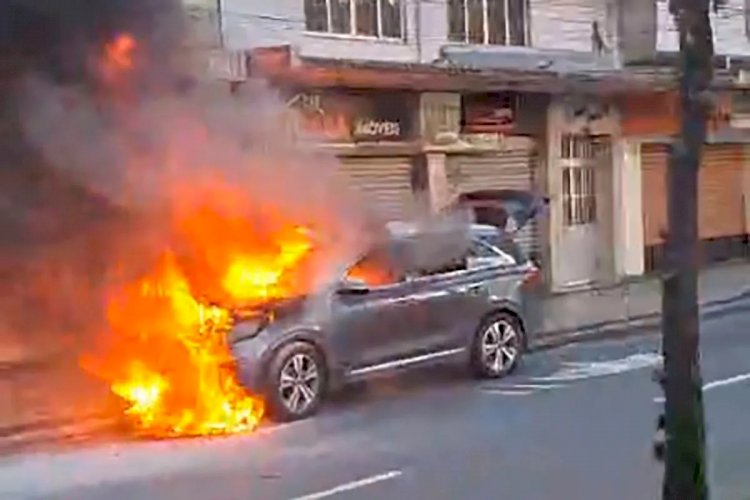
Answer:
622 91 750 272
286 89 421 221
641 143 747 271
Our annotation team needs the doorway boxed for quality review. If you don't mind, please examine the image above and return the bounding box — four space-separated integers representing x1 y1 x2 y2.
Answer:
557 133 613 287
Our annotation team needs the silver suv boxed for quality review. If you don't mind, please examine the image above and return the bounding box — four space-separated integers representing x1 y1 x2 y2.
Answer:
229 217 542 422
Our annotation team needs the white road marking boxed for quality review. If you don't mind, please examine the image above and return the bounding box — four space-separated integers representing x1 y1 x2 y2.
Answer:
496 384 564 390
289 470 403 500
482 389 536 396
533 353 662 383
703 372 750 391
653 371 750 402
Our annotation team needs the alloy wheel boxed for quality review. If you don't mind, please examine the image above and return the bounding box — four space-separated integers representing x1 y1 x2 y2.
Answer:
278 353 320 415
481 319 519 375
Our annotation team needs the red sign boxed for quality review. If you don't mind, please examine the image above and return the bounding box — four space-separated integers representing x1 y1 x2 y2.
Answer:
462 93 516 134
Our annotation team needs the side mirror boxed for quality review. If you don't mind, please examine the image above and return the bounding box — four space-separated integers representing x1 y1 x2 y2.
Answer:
336 279 370 296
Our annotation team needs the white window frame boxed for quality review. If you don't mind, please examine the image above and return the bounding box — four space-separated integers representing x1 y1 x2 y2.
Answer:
306 0 406 40
450 0 529 46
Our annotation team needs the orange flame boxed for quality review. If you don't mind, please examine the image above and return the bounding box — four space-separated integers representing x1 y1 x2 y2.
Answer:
100 33 137 83
85 184 319 437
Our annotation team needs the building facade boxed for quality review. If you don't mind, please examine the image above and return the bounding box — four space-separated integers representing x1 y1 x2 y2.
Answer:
184 0 750 292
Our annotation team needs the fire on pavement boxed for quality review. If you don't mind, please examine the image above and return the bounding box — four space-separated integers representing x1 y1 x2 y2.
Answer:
76 34 337 437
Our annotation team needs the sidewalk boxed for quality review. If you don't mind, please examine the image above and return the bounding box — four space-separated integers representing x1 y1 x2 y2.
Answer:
534 260 750 349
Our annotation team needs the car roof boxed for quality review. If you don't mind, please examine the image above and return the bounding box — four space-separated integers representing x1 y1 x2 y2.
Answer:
385 221 500 239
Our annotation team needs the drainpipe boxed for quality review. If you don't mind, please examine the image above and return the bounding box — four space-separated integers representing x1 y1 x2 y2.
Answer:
216 0 225 49
415 0 422 63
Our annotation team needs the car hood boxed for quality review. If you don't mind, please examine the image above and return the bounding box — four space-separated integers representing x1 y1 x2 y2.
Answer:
231 295 310 323
456 189 549 233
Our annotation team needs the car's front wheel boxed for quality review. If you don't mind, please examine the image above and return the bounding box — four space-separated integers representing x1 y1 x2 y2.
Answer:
266 341 326 422
471 312 523 378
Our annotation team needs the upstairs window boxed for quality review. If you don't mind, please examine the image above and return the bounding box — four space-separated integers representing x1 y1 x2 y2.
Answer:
305 0 404 39
448 0 528 46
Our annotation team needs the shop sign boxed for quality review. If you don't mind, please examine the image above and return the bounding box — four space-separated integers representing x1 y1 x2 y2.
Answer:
462 93 516 134
287 91 412 142
351 119 401 140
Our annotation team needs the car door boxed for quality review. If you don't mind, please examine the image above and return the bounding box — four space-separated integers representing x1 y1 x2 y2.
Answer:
400 240 490 355
410 235 522 353
330 244 418 373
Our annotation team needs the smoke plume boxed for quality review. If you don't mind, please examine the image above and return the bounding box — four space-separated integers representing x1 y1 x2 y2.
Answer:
0 0 372 366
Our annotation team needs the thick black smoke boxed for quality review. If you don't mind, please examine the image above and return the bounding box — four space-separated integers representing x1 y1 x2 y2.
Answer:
0 0 186 360
0 0 182 84
0 0 373 366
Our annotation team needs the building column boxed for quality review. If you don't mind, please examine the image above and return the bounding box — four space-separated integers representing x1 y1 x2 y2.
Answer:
743 144 750 239
426 152 451 212
613 139 645 277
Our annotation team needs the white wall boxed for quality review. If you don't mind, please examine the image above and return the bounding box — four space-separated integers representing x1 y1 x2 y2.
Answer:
657 0 750 56
530 0 613 52
220 0 422 62
613 140 645 277
219 0 604 64
546 98 622 290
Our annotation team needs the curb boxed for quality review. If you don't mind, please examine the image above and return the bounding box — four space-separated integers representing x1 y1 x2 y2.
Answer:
532 289 750 351
0 412 121 455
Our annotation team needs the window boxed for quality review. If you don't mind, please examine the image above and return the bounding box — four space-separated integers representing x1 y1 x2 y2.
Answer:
346 247 402 287
304 0 404 39
560 134 609 227
562 166 597 226
447 0 528 45
474 233 524 264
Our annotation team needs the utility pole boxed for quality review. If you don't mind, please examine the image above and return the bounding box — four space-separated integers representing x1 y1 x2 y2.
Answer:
657 0 714 497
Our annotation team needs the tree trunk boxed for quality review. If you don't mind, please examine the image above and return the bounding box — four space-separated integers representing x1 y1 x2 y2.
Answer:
661 0 714 498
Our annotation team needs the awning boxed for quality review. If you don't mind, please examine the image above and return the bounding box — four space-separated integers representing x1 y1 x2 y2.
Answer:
249 46 676 95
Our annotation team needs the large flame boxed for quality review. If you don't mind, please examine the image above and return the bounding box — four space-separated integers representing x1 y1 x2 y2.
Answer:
78 33 344 437
86 202 317 436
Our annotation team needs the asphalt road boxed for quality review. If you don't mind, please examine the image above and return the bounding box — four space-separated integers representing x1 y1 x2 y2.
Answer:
3 307 750 500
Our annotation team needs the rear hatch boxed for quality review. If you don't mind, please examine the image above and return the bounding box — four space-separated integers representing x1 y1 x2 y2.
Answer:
455 189 548 235
454 189 548 263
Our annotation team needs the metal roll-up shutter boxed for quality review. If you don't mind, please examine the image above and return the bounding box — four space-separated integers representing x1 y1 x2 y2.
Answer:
641 144 668 248
699 144 746 261
337 156 414 222
447 149 539 260
699 144 744 239
641 143 746 270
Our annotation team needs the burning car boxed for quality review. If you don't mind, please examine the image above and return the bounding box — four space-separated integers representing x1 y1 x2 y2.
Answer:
229 193 543 422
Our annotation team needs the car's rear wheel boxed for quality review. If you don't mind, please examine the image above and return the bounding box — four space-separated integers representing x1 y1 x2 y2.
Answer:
266 342 326 422
471 312 523 378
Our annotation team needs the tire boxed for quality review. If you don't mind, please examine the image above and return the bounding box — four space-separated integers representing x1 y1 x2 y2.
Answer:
265 341 326 422
471 312 524 379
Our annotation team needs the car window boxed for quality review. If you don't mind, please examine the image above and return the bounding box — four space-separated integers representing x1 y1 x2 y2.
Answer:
474 231 525 264
468 239 517 266
469 239 500 259
346 246 403 287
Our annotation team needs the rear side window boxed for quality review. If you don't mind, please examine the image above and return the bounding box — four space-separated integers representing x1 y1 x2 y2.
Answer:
474 232 525 264
469 239 500 259
469 239 517 266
